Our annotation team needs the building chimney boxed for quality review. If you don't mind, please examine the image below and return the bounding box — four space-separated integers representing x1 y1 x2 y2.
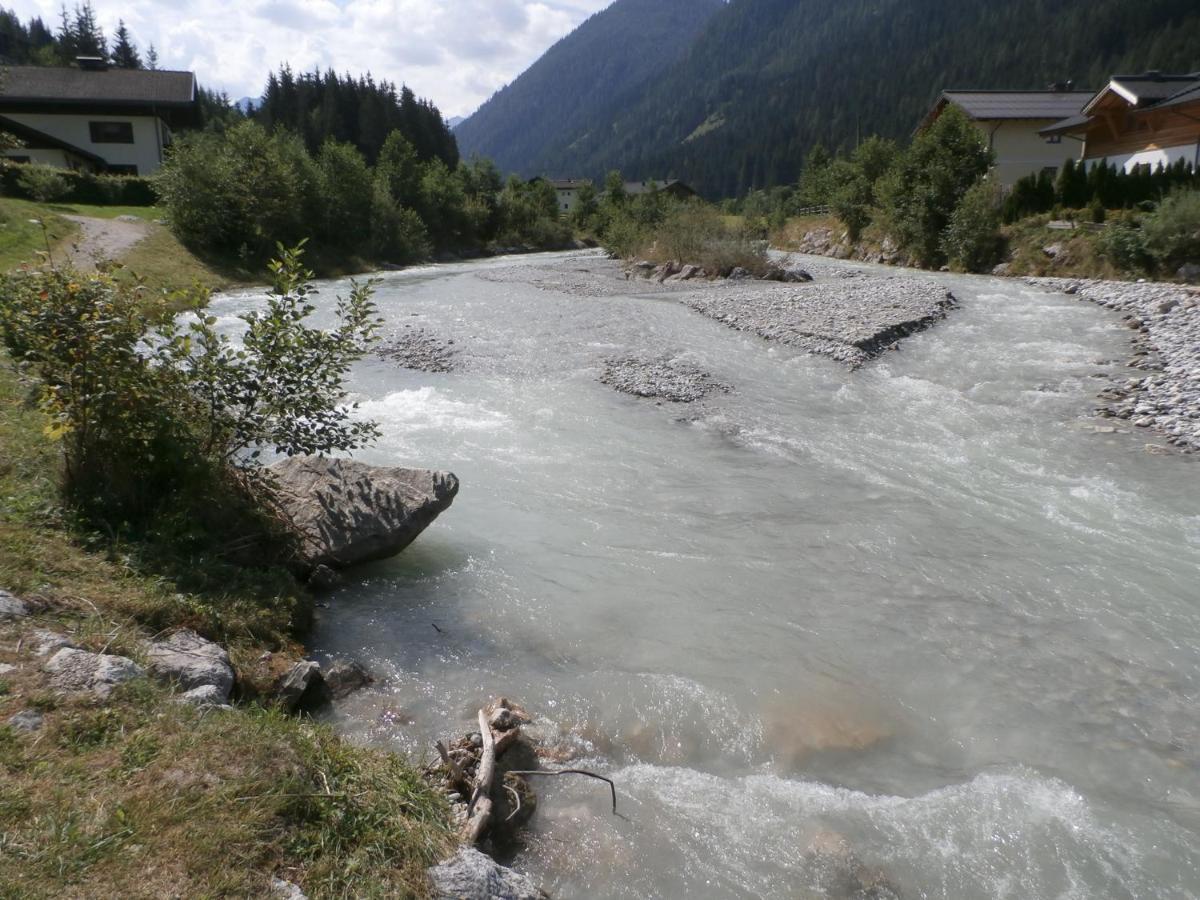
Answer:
75 56 108 71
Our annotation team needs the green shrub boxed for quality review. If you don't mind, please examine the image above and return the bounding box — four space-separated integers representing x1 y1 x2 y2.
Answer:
941 178 1004 272
1141 189 1200 270
878 106 993 266
0 164 157 206
0 244 381 517
156 122 317 262
368 181 430 264
1088 198 1107 224
16 166 69 203
1097 220 1151 273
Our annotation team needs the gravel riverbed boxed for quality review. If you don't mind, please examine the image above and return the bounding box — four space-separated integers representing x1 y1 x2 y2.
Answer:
1029 277 1200 452
685 275 958 367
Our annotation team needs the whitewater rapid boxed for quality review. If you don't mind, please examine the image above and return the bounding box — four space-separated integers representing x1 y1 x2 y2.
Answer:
212 252 1200 898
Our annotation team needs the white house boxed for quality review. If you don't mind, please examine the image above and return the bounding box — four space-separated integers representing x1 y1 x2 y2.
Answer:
0 59 197 176
918 87 1094 187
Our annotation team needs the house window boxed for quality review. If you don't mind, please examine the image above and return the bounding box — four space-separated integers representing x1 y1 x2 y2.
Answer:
89 121 134 144
107 164 138 176
1045 134 1062 144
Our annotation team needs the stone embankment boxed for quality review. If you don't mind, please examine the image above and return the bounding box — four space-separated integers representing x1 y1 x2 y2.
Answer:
1030 277 1200 452
687 275 958 367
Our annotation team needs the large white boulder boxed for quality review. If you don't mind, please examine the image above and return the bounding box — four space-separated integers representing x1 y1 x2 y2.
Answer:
269 456 459 569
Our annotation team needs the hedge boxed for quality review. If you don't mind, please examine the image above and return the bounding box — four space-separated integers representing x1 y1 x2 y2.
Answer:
1 163 158 206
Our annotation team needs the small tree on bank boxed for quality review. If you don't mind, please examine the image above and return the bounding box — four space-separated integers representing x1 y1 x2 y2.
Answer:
878 105 993 266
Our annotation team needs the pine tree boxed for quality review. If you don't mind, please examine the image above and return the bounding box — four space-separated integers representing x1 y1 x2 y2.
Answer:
145 43 158 70
71 2 106 58
110 20 141 69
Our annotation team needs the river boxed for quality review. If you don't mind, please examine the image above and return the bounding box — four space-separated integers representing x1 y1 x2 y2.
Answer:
211 251 1200 898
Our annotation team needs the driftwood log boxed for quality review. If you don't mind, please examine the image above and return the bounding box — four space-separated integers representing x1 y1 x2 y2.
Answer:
465 709 495 844
434 698 619 847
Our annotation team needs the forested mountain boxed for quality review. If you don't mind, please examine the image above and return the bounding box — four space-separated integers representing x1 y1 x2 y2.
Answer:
475 0 1200 198
454 0 724 175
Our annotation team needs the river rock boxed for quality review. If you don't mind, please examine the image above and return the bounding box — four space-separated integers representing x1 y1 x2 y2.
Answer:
270 877 308 900
323 659 373 698
276 660 329 712
8 709 45 732
45 647 143 698
1178 263 1200 284
31 629 77 657
146 630 235 702
178 684 231 708
0 590 29 619
0 663 14 675
269 456 459 569
428 848 547 900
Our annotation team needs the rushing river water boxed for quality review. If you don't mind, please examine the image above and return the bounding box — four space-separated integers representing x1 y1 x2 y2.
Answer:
214 252 1200 899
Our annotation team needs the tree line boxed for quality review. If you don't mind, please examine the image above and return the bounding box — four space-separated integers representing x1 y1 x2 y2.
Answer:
0 2 156 70
157 120 572 270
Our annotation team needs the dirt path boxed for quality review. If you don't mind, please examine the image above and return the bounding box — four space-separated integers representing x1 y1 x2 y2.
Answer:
61 214 151 270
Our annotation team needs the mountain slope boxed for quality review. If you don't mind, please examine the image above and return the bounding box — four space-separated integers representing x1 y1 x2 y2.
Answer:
495 0 1200 197
455 0 724 175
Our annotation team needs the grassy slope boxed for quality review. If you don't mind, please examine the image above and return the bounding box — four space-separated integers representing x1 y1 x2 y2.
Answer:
0 212 454 897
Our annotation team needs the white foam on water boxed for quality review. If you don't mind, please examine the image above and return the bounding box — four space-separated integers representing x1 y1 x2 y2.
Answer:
358 387 510 435
525 765 1183 899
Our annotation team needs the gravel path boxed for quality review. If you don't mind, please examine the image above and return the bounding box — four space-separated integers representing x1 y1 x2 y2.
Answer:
686 275 957 367
1029 277 1200 452
62 215 150 270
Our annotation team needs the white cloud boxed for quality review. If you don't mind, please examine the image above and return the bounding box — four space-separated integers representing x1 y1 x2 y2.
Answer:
4 0 610 117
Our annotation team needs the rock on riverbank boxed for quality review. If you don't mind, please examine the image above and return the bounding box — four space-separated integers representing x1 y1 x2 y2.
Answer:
687 275 957 367
270 456 460 569
1030 277 1200 452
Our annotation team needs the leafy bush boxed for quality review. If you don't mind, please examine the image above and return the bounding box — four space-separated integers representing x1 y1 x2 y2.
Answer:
1141 189 1200 271
1097 220 1151 273
0 265 185 505
878 106 993 266
0 244 381 517
16 166 69 203
941 178 1004 272
156 121 317 262
0 164 157 206
614 201 770 276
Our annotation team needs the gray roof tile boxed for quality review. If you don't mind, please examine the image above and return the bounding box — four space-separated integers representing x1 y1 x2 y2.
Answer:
0 66 195 106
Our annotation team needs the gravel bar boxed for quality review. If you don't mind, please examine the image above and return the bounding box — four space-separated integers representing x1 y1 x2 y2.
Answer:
376 325 457 373
685 276 957 367
1029 277 1200 452
600 356 731 403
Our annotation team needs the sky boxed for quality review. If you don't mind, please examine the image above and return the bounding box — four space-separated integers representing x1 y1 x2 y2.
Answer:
4 0 612 118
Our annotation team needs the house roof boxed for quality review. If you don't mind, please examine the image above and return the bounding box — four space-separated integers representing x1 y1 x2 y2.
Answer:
1152 78 1200 111
938 91 1094 121
0 65 196 107
1105 72 1200 106
1038 113 1094 137
0 113 106 165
